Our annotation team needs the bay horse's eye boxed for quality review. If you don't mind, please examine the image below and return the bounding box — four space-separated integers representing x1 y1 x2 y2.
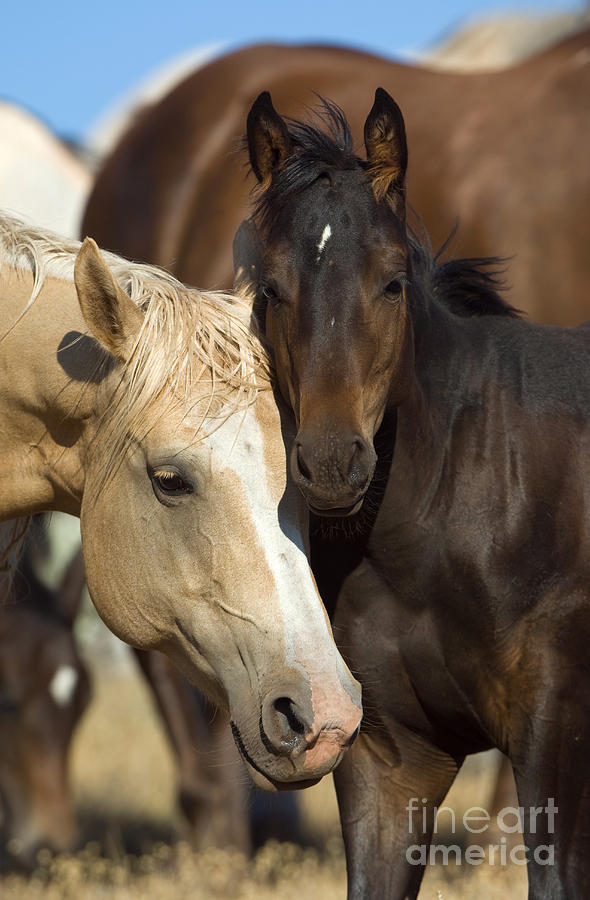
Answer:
260 284 281 307
384 277 408 301
151 469 193 498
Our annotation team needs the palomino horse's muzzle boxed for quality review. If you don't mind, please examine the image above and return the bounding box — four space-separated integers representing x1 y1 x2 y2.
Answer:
291 428 377 515
231 677 362 790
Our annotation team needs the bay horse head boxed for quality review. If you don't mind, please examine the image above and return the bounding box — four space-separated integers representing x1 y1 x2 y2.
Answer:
0 216 362 792
242 89 413 515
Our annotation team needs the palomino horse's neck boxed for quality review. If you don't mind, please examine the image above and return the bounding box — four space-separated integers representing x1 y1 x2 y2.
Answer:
0 264 101 519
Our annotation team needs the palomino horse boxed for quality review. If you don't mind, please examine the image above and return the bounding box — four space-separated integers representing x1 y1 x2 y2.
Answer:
0 528 89 865
82 27 590 325
233 90 590 899
0 213 361 792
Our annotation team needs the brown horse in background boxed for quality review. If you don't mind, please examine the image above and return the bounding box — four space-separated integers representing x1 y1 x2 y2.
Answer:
0 528 89 866
83 27 590 325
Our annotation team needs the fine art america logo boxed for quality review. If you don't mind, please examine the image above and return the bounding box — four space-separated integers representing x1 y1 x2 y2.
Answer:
406 797 557 866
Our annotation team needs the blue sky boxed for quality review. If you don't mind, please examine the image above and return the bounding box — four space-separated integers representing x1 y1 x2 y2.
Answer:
0 0 582 139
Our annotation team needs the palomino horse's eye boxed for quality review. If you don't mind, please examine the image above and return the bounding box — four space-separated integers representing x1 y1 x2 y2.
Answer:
151 469 193 498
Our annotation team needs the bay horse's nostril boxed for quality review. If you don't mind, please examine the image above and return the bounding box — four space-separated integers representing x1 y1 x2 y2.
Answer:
296 443 312 482
346 436 371 490
292 430 377 513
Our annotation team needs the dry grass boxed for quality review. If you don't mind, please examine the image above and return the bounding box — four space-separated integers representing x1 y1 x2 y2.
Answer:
2 642 528 898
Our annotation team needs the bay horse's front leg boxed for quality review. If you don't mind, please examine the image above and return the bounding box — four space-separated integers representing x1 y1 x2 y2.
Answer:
334 727 462 900
511 683 590 900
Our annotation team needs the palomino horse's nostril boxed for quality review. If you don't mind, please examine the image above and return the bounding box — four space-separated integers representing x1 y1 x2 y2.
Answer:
273 696 307 742
261 690 313 756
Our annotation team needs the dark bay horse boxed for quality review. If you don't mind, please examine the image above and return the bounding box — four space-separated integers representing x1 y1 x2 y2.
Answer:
82 28 590 325
234 89 590 899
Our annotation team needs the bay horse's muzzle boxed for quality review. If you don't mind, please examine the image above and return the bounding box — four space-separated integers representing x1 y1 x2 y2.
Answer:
291 429 377 515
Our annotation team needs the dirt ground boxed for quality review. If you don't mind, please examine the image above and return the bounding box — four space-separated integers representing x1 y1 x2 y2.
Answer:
1 637 528 899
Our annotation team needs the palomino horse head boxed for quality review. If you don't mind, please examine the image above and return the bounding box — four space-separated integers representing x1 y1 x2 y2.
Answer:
243 89 414 515
0 216 360 790
72 243 361 788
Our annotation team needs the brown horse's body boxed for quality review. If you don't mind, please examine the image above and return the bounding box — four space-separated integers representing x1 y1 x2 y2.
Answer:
83 28 590 325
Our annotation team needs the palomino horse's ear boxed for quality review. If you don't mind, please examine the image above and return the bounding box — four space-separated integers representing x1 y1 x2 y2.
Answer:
74 237 144 361
364 88 408 206
233 218 263 297
247 91 293 183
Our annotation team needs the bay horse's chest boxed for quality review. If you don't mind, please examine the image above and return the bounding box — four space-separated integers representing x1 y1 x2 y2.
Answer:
325 426 590 752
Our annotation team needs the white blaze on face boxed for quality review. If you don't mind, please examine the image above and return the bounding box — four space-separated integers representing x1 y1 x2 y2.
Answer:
206 400 336 674
316 224 332 261
190 395 361 749
49 665 78 707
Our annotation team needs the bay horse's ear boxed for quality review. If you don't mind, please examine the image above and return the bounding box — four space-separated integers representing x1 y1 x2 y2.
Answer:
74 237 144 361
233 218 263 297
247 91 293 183
364 88 407 206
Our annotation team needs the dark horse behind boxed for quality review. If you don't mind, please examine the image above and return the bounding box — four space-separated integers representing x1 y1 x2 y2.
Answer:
233 88 590 899
0 525 90 866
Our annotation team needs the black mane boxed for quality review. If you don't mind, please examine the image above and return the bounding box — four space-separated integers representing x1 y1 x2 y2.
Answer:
414 239 519 319
431 256 519 319
407 228 519 320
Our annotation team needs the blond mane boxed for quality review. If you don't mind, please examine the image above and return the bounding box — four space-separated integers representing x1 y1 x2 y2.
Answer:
0 212 272 494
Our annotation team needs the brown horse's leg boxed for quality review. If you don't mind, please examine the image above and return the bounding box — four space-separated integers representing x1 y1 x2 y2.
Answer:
334 728 462 900
512 719 590 900
133 649 250 852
